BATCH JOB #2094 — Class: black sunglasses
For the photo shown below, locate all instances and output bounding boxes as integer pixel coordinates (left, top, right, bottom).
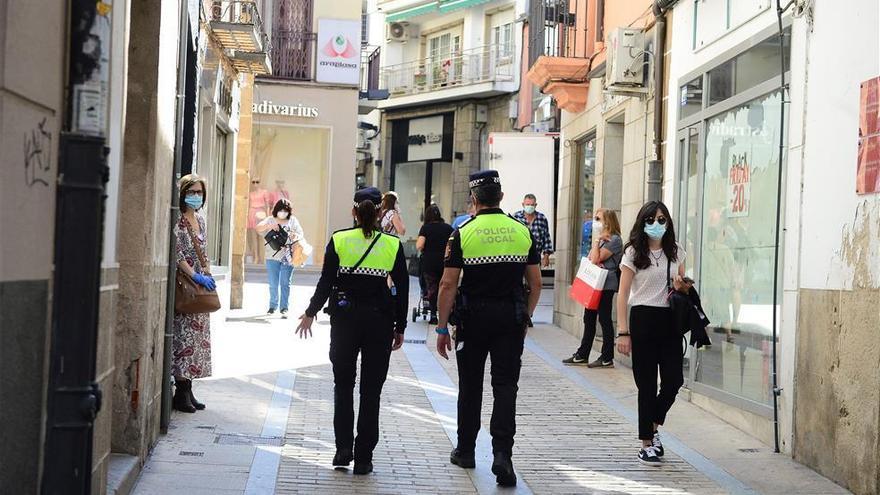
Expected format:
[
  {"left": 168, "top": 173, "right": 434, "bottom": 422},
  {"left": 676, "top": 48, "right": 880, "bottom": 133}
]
[{"left": 645, "top": 216, "right": 667, "bottom": 225}]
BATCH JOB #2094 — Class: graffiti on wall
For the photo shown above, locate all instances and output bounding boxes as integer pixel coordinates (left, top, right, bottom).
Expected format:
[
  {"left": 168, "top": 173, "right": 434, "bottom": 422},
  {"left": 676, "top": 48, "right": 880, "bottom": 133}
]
[{"left": 24, "top": 118, "right": 53, "bottom": 187}]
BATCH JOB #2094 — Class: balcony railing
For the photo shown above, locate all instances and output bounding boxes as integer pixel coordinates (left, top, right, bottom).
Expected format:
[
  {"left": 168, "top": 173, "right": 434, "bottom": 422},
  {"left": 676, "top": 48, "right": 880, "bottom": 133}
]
[
  {"left": 528, "top": 0, "right": 590, "bottom": 67},
  {"left": 209, "top": 1, "right": 269, "bottom": 53},
  {"left": 270, "top": 30, "right": 316, "bottom": 80},
  {"left": 380, "top": 44, "right": 515, "bottom": 98},
  {"left": 360, "top": 46, "right": 388, "bottom": 99}
]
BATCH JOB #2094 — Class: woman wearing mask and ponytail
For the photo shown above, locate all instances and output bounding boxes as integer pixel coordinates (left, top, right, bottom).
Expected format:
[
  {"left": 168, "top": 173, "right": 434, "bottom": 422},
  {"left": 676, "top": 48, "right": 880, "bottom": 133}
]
[
  {"left": 616, "top": 201, "right": 693, "bottom": 466},
  {"left": 257, "top": 198, "right": 304, "bottom": 317},
  {"left": 295, "top": 187, "right": 409, "bottom": 476},
  {"left": 172, "top": 174, "right": 215, "bottom": 413}
]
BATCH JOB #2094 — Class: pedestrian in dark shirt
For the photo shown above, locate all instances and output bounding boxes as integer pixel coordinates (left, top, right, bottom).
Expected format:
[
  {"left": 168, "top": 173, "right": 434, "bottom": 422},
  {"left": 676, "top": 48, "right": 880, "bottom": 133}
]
[{"left": 416, "top": 204, "right": 453, "bottom": 324}]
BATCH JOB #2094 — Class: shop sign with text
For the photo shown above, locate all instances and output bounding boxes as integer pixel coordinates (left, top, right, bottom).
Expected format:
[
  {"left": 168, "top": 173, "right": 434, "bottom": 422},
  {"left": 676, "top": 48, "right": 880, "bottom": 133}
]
[
  {"left": 252, "top": 100, "right": 318, "bottom": 118},
  {"left": 316, "top": 19, "right": 361, "bottom": 85}
]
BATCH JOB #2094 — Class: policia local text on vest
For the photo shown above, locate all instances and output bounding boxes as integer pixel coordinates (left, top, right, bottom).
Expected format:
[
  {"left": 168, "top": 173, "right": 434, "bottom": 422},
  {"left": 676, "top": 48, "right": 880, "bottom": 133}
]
[
  {"left": 435, "top": 170, "right": 543, "bottom": 487},
  {"left": 295, "top": 187, "right": 409, "bottom": 476}
]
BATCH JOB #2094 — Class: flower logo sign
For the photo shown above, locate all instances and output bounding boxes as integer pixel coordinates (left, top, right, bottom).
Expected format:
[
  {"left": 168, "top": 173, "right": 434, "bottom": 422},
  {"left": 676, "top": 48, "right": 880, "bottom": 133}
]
[
  {"left": 322, "top": 34, "right": 357, "bottom": 59},
  {"left": 316, "top": 19, "right": 361, "bottom": 85}
]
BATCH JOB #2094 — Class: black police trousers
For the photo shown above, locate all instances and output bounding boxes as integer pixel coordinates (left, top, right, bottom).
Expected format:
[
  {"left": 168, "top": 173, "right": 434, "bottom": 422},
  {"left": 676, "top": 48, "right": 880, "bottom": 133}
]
[
  {"left": 329, "top": 306, "right": 394, "bottom": 461},
  {"left": 455, "top": 300, "right": 525, "bottom": 457}
]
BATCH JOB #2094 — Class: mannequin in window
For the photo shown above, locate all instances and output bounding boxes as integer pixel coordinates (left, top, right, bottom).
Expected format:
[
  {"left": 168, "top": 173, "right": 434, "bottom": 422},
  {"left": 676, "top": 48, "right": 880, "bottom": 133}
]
[
  {"left": 271, "top": 178, "right": 290, "bottom": 206},
  {"left": 247, "top": 178, "right": 272, "bottom": 264}
]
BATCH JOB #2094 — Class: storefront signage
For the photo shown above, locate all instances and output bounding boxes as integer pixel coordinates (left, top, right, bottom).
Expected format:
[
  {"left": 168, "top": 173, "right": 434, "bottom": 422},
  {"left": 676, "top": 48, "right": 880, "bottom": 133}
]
[
  {"left": 252, "top": 100, "right": 318, "bottom": 118},
  {"left": 857, "top": 76, "right": 879, "bottom": 195},
  {"left": 727, "top": 153, "right": 751, "bottom": 217},
  {"left": 316, "top": 19, "right": 361, "bottom": 85},
  {"left": 407, "top": 115, "right": 445, "bottom": 161}
]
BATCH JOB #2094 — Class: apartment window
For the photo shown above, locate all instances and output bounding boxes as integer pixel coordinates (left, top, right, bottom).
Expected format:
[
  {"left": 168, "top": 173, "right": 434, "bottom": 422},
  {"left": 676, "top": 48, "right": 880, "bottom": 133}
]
[
  {"left": 426, "top": 29, "right": 461, "bottom": 86},
  {"left": 272, "top": 0, "right": 315, "bottom": 80},
  {"left": 493, "top": 23, "right": 513, "bottom": 59}
]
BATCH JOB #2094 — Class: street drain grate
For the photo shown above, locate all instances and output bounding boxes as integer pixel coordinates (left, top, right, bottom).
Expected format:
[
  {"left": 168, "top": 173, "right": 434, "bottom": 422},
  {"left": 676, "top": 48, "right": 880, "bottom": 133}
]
[
  {"left": 214, "top": 433, "right": 284, "bottom": 446},
  {"left": 738, "top": 448, "right": 760, "bottom": 453},
  {"left": 179, "top": 451, "right": 204, "bottom": 457}
]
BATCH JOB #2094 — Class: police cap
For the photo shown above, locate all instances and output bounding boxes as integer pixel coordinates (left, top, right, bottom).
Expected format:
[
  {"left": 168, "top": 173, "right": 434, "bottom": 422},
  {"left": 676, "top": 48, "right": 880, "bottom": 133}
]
[
  {"left": 469, "top": 170, "right": 501, "bottom": 189},
  {"left": 354, "top": 186, "right": 382, "bottom": 204}
]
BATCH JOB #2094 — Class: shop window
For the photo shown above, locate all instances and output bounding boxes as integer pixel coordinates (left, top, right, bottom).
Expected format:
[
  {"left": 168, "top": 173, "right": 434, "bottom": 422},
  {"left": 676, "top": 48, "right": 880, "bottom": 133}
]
[
  {"left": 693, "top": 90, "right": 783, "bottom": 405},
  {"left": 572, "top": 134, "right": 596, "bottom": 280}
]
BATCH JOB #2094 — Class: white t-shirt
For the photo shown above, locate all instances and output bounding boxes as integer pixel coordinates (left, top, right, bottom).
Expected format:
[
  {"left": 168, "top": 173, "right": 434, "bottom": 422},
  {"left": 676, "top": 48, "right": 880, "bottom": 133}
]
[
  {"left": 620, "top": 245, "right": 685, "bottom": 308},
  {"left": 259, "top": 216, "right": 304, "bottom": 263}
]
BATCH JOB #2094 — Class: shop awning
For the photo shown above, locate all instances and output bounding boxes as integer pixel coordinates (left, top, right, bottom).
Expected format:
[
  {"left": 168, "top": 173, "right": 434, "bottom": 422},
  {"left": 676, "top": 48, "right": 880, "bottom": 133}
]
[
  {"left": 385, "top": 1, "right": 439, "bottom": 23},
  {"left": 438, "top": 0, "right": 493, "bottom": 14}
]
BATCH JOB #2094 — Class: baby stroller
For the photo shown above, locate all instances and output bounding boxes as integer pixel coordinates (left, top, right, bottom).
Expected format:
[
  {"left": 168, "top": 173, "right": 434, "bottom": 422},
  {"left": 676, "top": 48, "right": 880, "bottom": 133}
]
[{"left": 410, "top": 254, "right": 437, "bottom": 323}]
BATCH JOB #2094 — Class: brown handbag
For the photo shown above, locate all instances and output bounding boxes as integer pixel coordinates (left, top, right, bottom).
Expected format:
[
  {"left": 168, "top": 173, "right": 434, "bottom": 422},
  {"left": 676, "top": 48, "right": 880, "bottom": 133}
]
[{"left": 174, "top": 217, "right": 221, "bottom": 314}]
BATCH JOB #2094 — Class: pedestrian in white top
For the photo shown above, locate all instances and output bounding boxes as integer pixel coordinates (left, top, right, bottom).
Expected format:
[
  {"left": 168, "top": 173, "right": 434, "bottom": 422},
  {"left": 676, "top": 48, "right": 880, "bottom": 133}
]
[
  {"left": 379, "top": 191, "right": 405, "bottom": 236},
  {"left": 257, "top": 199, "right": 304, "bottom": 317},
  {"left": 616, "top": 201, "right": 693, "bottom": 466}
]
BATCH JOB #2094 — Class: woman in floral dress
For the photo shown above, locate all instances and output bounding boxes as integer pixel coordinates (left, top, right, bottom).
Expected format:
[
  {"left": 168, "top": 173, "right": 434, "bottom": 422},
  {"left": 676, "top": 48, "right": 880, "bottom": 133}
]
[{"left": 172, "top": 174, "right": 215, "bottom": 413}]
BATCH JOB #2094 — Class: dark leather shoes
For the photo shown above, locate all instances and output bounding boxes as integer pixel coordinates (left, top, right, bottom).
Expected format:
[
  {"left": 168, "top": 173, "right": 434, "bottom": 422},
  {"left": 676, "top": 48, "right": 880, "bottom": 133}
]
[
  {"left": 332, "top": 449, "right": 353, "bottom": 467},
  {"left": 353, "top": 461, "right": 373, "bottom": 475},
  {"left": 492, "top": 452, "right": 517, "bottom": 487},
  {"left": 450, "top": 448, "right": 476, "bottom": 468}
]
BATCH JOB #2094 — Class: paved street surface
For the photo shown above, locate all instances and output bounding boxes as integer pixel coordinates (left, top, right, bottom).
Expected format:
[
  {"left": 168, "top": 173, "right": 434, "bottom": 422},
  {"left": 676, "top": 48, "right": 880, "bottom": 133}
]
[{"left": 133, "top": 270, "right": 849, "bottom": 495}]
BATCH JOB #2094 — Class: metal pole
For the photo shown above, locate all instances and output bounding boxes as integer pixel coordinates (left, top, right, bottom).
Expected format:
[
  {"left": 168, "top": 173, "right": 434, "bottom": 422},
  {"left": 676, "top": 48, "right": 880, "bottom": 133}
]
[
  {"left": 646, "top": 1, "right": 669, "bottom": 202},
  {"left": 161, "top": 0, "right": 191, "bottom": 433},
  {"left": 770, "top": 0, "right": 793, "bottom": 455},
  {"left": 42, "top": 0, "right": 110, "bottom": 491}
]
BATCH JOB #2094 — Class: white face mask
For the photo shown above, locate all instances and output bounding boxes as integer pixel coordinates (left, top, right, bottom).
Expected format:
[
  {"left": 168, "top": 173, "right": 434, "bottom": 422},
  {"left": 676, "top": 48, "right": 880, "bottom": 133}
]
[
  {"left": 592, "top": 221, "right": 604, "bottom": 233},
  {"left": 277, "top": 211, "right": 289, "bottom": 219}
]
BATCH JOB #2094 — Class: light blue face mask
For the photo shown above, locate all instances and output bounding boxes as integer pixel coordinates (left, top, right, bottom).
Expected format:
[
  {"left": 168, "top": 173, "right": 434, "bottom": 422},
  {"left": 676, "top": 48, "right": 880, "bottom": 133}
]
[
  {"left": 644, "top": 222, "right": 666, "bottom": 240},
  {"left": 184, "top": 196, "right": 203, "bottom": 210},
  {"left": 523, "top": 205, "right": 536, "bottom": 214}
]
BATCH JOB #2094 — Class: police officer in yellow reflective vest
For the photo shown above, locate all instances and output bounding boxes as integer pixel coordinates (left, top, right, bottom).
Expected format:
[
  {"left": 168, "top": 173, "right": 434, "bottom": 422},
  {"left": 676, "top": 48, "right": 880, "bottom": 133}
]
[
  {"left": 435, "top": 170, "right": 543, "bottom": 487},
  {"left": 296, "top": 187, "right": 409, "bottom": 476}
]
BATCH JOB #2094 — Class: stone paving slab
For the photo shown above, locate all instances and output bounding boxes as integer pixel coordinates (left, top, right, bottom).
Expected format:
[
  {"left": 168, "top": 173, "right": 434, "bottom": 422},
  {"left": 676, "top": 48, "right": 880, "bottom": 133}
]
[
  {"left": 424, "top": 327, "right": 726, "bottom": 495},
  {"left": 276, "top": 350, "right": 478, "bottom": 494}
]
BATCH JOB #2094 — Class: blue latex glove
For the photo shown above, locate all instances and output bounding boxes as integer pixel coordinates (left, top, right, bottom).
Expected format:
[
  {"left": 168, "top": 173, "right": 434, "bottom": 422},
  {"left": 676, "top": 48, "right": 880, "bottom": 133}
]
[{"left": 192, "top": 273, "right": 216, "bottom": 291}]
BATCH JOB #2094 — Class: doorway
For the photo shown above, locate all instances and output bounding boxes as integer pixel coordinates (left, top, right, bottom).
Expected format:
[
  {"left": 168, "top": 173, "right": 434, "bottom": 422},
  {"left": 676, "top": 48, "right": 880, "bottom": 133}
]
[{"left": 391, "top": 160, "right": 453, "bottom": 256}]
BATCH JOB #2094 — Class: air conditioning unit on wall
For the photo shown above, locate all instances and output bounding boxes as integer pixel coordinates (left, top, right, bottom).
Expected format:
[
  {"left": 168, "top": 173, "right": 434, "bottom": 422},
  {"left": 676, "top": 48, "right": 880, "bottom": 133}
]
[
  {"left": 606, "top": 27, "right": 646, "bottom": 87},
  {"left": 386, "top": 22, "right": 410, "bottom": 42}
]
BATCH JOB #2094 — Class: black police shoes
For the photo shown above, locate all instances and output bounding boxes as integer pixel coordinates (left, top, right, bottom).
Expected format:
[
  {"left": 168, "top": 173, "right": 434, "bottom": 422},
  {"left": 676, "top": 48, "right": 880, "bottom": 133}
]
[
  {"left": 450, "top": 448, "right": 476, "bottom": 468},
  {"left": 353, "top": 461, "right": 373, "bottom": 475},
  {"left": 492, "top": 452, "right": 517, "bottom": 487},
  {"left": 332, "top": 449, "right": 353, "bottom": 467}
]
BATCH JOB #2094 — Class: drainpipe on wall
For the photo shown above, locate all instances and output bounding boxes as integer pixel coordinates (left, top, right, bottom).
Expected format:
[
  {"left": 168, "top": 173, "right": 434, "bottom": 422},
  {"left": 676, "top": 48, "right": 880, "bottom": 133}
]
[
  {"left": 647, "top": 0, "right": 676, "bottom": 202},
  {"left": 161, "top": 0, "right": 192, "bottom": 433}
]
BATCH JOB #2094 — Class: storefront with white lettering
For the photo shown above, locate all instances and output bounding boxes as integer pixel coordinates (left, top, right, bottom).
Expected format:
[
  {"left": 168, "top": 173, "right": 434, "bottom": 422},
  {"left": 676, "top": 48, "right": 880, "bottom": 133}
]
[{"left": 248, "top": 80, "right": 358, "bottom": 265}]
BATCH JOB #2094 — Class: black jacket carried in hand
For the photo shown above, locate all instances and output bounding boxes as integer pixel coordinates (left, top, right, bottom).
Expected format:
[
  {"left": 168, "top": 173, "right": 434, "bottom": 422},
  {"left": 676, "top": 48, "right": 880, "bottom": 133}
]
[{"left": 669, "top": 288, "right": 712, "bottom": 349}]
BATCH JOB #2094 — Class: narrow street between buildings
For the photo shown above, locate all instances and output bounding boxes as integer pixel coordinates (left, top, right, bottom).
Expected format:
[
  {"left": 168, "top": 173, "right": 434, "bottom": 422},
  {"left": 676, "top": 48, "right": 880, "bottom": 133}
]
[{"left": 132, "top": 272, "right": 848, "bottom": 495}]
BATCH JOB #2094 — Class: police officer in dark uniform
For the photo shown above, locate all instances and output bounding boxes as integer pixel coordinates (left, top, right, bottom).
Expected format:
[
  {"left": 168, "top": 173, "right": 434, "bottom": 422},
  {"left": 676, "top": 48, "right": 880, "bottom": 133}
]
[
  {"left": 295, "top": 187, "right": 409, "bottom": 476},
  {"left": 434, "top": 170, "right": 543, "bottom": 487}
]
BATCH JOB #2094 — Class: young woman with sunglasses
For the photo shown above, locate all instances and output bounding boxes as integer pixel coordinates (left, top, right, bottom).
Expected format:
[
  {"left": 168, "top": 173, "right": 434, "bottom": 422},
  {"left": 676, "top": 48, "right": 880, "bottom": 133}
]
[{"left": 616, "top": 201, "right": 693, "bottom": 465}]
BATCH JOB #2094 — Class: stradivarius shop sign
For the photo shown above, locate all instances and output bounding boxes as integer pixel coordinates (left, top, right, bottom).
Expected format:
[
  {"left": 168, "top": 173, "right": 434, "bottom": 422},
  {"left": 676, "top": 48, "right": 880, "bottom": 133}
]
[
  {"left": 316, "top": 18, "right": 361, "bottom": 85},
  {"left": 252, "top": 100, "right": 318, "bottom": 118}
]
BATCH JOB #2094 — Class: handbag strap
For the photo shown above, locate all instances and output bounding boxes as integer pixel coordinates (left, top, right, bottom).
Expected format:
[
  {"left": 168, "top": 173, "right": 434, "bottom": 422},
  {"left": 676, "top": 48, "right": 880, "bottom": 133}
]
[
  {"left": 346, "top": 231, "right": 383, "bottom": 274},
  {"left": 183, "top": 216, "right": 211, "bottom": 276},
  {"left": 666, "top": 257, "right": 671, "bottom": 290}
]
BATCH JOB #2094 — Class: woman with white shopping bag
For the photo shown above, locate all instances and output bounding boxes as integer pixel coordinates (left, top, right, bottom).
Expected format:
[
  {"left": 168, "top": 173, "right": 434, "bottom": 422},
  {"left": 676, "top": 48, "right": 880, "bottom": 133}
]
[
  {"left": 616, "top": 201, "right": 693, "bottom": 466},
  {"left": 563, "top": 209, "right": 622, "bottom": 368}
]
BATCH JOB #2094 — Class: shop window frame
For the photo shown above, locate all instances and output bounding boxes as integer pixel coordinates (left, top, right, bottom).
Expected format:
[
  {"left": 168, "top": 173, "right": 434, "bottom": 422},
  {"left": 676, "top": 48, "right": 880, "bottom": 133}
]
[
  {"left": 570, "top": 130, "right": 597, "bottom": 284},
  {"left": 673, "top": 21, "right": 792, "bottom": 418}
]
